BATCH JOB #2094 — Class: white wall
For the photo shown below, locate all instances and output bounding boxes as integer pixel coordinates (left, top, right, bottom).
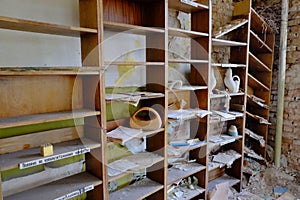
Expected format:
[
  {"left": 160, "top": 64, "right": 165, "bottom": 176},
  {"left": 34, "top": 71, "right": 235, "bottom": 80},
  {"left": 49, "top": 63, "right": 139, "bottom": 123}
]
[{"left": 0, "top": 0, "right": 81, "bottom": 66}]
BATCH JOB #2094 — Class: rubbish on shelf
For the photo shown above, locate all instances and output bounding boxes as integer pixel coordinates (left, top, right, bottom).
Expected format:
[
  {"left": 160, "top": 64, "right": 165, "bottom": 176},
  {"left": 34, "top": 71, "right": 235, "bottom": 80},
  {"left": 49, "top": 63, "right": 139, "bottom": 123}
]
[
  {"left": 212, "top": 150, "right": 241, "bottom": 168},
  {"left": 244, "top": 146, "right": 264, "bottom": 161},
  {"left": 168, "top": 176, "right": 204, "bottom": 200},
  {"left": 245, "top": 128, "right": 265, "bottom": 147},
  {"left": 209, "top": 135, "right": 237, "bottom": 146},
  {"left": 228, "top": 125, "right": 238, "bottom": 137},
  {"left": 224, "top": 68, "right": 240, "bottom": 93},
  {"left": 168, "top": 109, "right": 212, "bottom": 120},
  {"left": 108, "top": 152, "right": 162, "bottom": 177},
  {"left": 40, "top": 143, "right": 53, "bottom": 157},
  {"left": 170, "top": 138, "right": 205, "bottom": 147},
  {"left": 212, "top": 110, "right": 236, "bottom": 121},
  {"left": 213, "top": 18, "right": 248, "bottom": 38},
  {"left": 130, "top": 107, "right": 162, "bottom": 131},
  {"left": 107, "top": 126, "right": 143, "bottom": 145}
]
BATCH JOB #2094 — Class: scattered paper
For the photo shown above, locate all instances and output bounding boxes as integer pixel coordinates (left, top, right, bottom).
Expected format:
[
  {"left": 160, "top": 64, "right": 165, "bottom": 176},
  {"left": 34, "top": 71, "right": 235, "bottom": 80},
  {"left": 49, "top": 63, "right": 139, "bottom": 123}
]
[
  {"left": 107, "top": 126, "right": 142, "bottom": 145},
  {"left": 168, "top": 109, "right": 211, "bottom": 120},
  {"left": 212, "top": 150, "right": 241, "bottom": 168},
  {"left": 208, "top": 182, "right": 229, "bottom": 200},
  {"left": 245, "top": 128, "right": 265, "bottom": 147}
]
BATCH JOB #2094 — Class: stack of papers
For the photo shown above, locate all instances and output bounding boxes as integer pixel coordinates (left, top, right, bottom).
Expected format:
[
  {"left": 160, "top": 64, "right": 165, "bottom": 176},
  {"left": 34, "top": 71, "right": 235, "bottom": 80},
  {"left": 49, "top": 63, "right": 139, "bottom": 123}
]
[{"left": 107, "top": 126, "right": 142, "bottom": 145}]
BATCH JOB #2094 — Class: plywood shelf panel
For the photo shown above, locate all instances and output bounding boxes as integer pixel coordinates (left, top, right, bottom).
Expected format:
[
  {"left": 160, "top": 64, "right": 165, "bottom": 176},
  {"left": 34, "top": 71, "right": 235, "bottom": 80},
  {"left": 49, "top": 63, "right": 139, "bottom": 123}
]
[
  {"left": 248, "top": 74, "right": 270, "bottom": 91},
  {"left": 213, "top": 19, "right": 248, "bottom": 38},
  {"left": 168, "top": 27, "right": 209, "bottom": 38},
  {"left": 208, "top": 174, "right": 240, "bottom": 191},
  {"left": 169, "top": 59, "right": 209, "bottom": 64},
  {"left": 104, "top": 62, "right": 165, "bottom": 66},
  {"left": 167, "top": 163, "right": 206, "bottom": 185},
  {"left": 104, "top": 21, "right": 164, "bottom": 35},
  {"left": 109, "top": 178, "right": 163, "bottom": 200},
  {"left": 0, "top": 16, "right": 97, "bottom": 37},
  {"left": 5, "top": 172, "right": 102, "bottom": 200},
  {"left": 210, "top": 92, "right": 245, "bottom": 99},
  {"left": 211, "top": 63, "right": 246, "bottom": 68},
  {"left": 0, "top": 138, "right": 100, "bottom": 171},
  {"left": 212, "top": 38, "right": 247, "bottom": 46},
  {"left": 169, "top": 0, "right": 209, "bottom": 13},
  {"left": 0, "top": 67, "right": 101, "bottom": 75},
  {"left": 250, "top": 31, "right": 273, "bottom": 53},
  {"left": 0, "top": 109, "right": 100, "bottom": 128},
  {"left": 250, "top": 9, "right": 273, "bottom": 34},
  {"left": 249, "top": 52, "right": 271, "bottom": 72}
]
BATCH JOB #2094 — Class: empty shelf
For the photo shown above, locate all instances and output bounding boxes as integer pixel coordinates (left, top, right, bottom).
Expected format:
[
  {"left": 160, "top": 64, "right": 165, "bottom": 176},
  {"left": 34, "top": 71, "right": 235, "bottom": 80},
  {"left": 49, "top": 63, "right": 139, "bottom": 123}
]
[
  {"left": 250, "top": 9, "right": 273, "bottom": 34},
  {"left": 0, "top": 67, "right": 101, "bottom": 75},
  {"left": 249, "top": 52, "right": 271, "bottom": 72},
  {"left": 208, "top": 174, "right": 240, "bottom": 191},
  {"left": 104, "top": 21, "right": 164, "bottom": 35},
  {"left": 248, "top": 74, "right": 270, "bottom": 91},
  {"left": 5, "top": 172, "right": 102, "bottom": 200},
  {"left": 0, "top": 109, "right": 100, "bottom": 128},
  {"left": 169, "top": 0, "right": 209, "bottom": 13},
  {"left": 167, "top": 163, "right": 206, "bottom": 185},
  {"left": 104, "top": 61, "right": 164, "bottom": 66},
  {"left": 214, "top": 19, "right": 248, "bottom": 38},
  {"left": 168, "top": 27, "right": 209, "bottom": 38},
  {"left": 212, "top": 38, "right": 247, "bottom": 46},
  {"left": 0, "top": 16, "right": 97, "bottom": 37},
  {"left": 169, "top": 59, "right": 209, "bottom": 64},
  {"left": 109, "top": 178, "right": 163, "bottom": 200},
  {"left": 250, "top": 31, "right": 273, "bottom": 53},
  {"left": 0, "top": 138, "right": 100, "bottom": 171}
]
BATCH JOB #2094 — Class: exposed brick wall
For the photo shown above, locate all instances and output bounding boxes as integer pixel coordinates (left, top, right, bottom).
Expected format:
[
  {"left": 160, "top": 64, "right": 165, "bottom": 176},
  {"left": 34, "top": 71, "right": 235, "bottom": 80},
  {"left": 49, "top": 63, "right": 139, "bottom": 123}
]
[{"left": 261, "top": 0, "right": 300, "bottom": 170}]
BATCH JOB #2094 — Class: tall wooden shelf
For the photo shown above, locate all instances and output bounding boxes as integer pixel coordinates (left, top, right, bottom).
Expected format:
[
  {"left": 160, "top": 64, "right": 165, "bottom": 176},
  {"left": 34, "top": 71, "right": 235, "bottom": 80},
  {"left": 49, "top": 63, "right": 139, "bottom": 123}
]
[
  {"left": 167, "top": 0, "right": 211, "bottom": 199},
  {"left": 245, "top": 7, "right": 275, "bottom": 160},
  {"left": 0, "top": 0, "right": 106, "bottom": 199},
  {"left": 102, "top": 0, "right": 167, "bottom": 199},
  {"left": 0, "top": 1, "right": 275, "bottom": 199},
  {"left": 208, "top": 3, "right": 249, "bottom": 191}
]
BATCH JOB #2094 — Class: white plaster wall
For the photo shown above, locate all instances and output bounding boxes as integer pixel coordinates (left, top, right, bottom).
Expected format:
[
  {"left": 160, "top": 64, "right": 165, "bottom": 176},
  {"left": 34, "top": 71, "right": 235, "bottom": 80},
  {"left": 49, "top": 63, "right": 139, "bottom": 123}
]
[{"left": 0, "top": 0, "right": 81, "bottom": 66}]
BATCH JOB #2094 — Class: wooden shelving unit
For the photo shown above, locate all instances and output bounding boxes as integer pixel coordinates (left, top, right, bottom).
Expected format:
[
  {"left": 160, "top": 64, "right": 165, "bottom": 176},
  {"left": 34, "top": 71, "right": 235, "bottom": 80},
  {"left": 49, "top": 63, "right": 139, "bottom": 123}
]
[
  {"left": 246, "top": 7, "right": 275, "bottom": 160},
  {"left": 0, "top": 1, "right": 275, "bottom": 199},
  {"left": 167, "top": 0, "right": 211, "bottom": 199},
  {"left": 102, "top": 0, "right": 167, "bottom": 199},
  {"left": 0, "top": 0, "right": 106, "bottom": 199},
  {"left": 208, "top": 1, "right": 250, "bottom": 193}
]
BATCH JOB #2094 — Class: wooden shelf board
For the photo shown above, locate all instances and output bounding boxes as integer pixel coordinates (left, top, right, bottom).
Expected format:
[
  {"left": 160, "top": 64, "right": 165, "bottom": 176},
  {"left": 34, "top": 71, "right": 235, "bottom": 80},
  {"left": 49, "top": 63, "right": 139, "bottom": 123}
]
[
  {"left": 208, "top": 174, "right": 240, "bottom": 191},
  {"left": 251, "top": 9, "right": 273, "bottom": 34},
  {"left": 168, "top": 27, "right": 209, "bottom": 38},
  {"left": 0, "top": 67, "right": 101, "bottom": 75},
  {"left": 104, "top": 21, "right": 164, "bottom": 35},
  {"left": 249, "top": 52, "right": 271, "bottom": 72},
  {"left": 212, "top": 38, "right": 247, "bottom": 46},
  {"left": 168, "top": 85, "right": 208, "bottom": 92},
  {"left": 250, "top": 31, "right": 273, "bottom": 53},
  {"left": 169, "top": 142, "right": 207, "bottom": 156},
  {"left": 5, "top": 172, "right": 102, "bottom": 200},
  {"left": 168, "top": 185, "right": 205, "bottom": 200},
  {"left": 167, "top": 163, "right": 206, "bottom": 185},
  {"left": 108, "top": 128, "right": 165, "bottom": 146},
  {"left": 169, "top": 0, "right": 209, "bottom": 12},
  {"left": 214, "top": 19, "right": 248, "bottom": 38},
  {"left": 246, "top": 111, "right": 270, "bottom": 125},
  {"left": 169, "top": 59, "right": 209, "bottom": 64},
  {"left": 211, "top": 63, "right": 246, "bottom": 68},
  {"left": 104, "top": 61, "right": 165, "bottom": 66},
  {"left": 108, "top": 152, "right": 164, "bottom": 182},
  {"left": 248, "top": 74, "right": 270, "bottom": 91},
  {"left": 210, "top": 92, "right": 245, "bottom": 99},
  {"left": 109, "top": 178, "right": 163, "bottom": 200},
  {"left": 0, "top": 138, "right": 100, "bottom": 171},
  {"left": 0, "top": 109, "right": 100, "bottom": 128},
  {"left": 0, "top": 16, "right": 97, "bottom": 37}
]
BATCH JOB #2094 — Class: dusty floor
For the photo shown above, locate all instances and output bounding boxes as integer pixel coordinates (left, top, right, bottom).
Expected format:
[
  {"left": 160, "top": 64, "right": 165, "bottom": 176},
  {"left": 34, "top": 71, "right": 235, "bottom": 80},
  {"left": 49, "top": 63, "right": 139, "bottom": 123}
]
[{"left": 230, "top": 157, "right": 300, "bottom": 200}]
